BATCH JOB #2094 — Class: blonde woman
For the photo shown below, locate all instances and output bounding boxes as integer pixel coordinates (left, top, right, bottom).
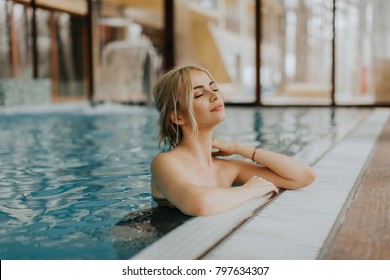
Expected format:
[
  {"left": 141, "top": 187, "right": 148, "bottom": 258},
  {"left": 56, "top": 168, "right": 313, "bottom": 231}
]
[{"left": 151, "top": 65, "right": 315, "bottom": 216}]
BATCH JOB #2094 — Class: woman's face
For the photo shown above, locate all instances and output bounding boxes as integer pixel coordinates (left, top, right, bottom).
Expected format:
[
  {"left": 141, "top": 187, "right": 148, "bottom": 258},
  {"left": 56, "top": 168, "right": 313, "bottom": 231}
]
[{"left": 189, "top": 70, "right": 225, "bottom": 129}]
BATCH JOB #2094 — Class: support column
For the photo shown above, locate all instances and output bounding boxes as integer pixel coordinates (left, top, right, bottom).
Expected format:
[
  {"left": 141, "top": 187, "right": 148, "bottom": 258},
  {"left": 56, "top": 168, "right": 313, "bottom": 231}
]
[
  {"left": 255, "top": 0, "right": 262, "bottom": 106},
  {"left": 31, "top": 0, "right": 38, "bottom": 78},
  {"left": 49, "top": 13, "right": 58, "bottom": 100},
  {"left": 331, "top": 0, "right": 336, "bottom": 106},
  {"left": 9, "top": 0, "right": 19, "bottom": 78},
  {"left": 86, "top": 0, "right": 94, "bottom": 101},
  {"left": 164, "top": 0, "right": 175, "bottom": 70}
]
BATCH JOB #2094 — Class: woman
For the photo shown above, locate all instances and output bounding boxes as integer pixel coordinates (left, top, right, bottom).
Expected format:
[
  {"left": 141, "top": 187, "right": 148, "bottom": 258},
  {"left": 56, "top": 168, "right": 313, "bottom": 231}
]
[{"left": 151, "top": 65, "right": 315, "bottom": 216}]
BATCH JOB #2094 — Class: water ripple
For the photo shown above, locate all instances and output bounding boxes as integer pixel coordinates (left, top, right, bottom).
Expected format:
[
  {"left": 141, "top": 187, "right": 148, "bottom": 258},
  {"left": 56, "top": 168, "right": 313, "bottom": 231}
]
[{"left": 0, "top": 106, "right": 370, "bottom": 259}]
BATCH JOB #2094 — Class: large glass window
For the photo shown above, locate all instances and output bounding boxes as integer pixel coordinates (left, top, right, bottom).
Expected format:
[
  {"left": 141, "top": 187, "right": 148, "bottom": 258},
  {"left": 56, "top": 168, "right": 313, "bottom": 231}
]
[
  {"left": 175, "top": 0, "right": 256, "bottom": 103},
  {"left": 0, "top": 0, "right": 10, "bottom": 78},
  {"left": 335, "top": 0, "right": 374, "bottom": 105},
  {"left": 372, "top": 0, "right": 390, "bottom": 104},
  {"left": 0, "top": 1, "right": 33, "bottom": 79},
  {"left": 94, "top": 0, "right": 164, "bottom": 104},
  {"left": 261, "top": 0, "right": 333, "bottom": 105},
  {"left": 2, "top": 0, "right": 389, "bottom": 106},
  {"left": 51, "top": 10, "right": 88, "bottom": 100},
  {"left": 335, "top": 0, "right": 390, "bottom": 105},
  {"left": 0, "top": 0, "right": 89, "bottom": 102},
  {"left": 38, "top": 0, "right": 89, "bottom": 101}
]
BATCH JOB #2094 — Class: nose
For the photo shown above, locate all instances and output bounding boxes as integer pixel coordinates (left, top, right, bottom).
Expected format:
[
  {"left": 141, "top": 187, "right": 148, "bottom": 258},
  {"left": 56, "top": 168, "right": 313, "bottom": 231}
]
[{"left": 209, "top": 91, "right": 218, "bottom": 102}]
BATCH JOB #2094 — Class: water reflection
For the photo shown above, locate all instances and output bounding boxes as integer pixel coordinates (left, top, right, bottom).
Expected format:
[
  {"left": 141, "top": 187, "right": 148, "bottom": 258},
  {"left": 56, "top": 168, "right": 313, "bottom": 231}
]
[
  {"left": 0, "top": 106, "right": 371, "bottom": 259},
  {"left": 0, "top": 108, "right": 159, "bottom": 259}
]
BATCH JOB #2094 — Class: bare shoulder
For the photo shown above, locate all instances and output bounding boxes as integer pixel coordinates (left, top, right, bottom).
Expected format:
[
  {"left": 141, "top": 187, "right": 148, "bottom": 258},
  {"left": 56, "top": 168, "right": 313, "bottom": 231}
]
[
  {"left": 151, "top": 152, "right": 170, "bottom": 166},
  {"left": 151, "top": 151, "right": 182, "bottom": 174},
  {"left": 151, "top": 152, "right": 171, "bottom": 170}
]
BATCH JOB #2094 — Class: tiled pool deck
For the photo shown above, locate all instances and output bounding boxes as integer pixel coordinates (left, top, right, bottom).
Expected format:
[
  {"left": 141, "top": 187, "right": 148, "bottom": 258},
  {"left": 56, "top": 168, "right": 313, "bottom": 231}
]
[
  {"left": 323, "top": 110, "right": 390, "bottom": 259},
  {"left": 133, "top": 108, "right": 389, "bottom": 260}
]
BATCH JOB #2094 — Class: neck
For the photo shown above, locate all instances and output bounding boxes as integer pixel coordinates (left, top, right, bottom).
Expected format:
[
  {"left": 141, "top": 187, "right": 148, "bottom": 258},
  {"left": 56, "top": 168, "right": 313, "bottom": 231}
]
[{"left": 179, "top": 127, "right": 214, "bottom": 166}]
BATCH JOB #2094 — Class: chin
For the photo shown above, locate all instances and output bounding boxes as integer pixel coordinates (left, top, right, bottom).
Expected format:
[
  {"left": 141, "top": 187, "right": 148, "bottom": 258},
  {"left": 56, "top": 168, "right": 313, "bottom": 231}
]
[{"left": 216, "top": 113, "right": 226, "bottom": 124}]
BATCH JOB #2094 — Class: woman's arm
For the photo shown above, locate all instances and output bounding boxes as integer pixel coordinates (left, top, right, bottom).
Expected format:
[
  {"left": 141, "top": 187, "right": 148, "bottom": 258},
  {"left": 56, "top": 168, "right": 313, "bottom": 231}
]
[
  {"left": 151, "top": 153, "right": 278, "bottom": 216},
  {"left": 212, "top": 139, "right": 316, "bottom": 189}
]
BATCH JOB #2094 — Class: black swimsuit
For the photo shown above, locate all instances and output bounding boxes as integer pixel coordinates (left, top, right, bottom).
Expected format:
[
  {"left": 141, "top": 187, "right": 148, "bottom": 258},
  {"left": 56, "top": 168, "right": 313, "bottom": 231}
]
[{"left": 153, "top": 197, "right": 176, "bottom": 208}]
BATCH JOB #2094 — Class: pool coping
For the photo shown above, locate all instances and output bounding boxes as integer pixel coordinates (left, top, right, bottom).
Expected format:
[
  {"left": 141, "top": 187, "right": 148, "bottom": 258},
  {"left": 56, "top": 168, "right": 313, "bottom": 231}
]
[
  {"left": 322, "top": 112, "right": 390, "bottom": 259},
  {"left": 132, "top": 108, "right": 389, "bottom": 260}
]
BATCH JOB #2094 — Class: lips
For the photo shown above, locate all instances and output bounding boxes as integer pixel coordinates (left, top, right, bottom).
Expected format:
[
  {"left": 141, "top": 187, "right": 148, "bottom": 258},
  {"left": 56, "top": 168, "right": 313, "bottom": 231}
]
[{"left": 211, "top": 104, "right": 224, "bottom": 112}]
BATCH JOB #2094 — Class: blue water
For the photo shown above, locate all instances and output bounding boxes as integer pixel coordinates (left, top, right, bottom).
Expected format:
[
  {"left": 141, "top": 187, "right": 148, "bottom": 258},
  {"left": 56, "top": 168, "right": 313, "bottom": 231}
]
[{"left": 0, "top": 105, "right": 369, "bottom": 259}]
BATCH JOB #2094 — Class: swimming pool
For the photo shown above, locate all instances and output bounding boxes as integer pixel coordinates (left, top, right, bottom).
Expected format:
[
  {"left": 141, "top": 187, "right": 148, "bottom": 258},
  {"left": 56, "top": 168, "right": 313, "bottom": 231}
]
[{"left": 0, "top": 104, "right": 370, "bottom": 259}]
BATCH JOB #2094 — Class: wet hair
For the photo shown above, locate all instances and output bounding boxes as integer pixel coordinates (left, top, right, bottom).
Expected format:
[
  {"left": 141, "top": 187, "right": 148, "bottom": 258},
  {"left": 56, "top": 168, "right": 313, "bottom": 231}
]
[{"left": 153, "top": 65, "right": 214, "bottom": 149}]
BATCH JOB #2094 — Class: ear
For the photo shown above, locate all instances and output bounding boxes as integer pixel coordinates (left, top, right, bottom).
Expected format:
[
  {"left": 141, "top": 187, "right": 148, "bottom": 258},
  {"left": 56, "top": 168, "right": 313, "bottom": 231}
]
[{"left": 169, "top": 111, "right": 186, "bottom": 125}]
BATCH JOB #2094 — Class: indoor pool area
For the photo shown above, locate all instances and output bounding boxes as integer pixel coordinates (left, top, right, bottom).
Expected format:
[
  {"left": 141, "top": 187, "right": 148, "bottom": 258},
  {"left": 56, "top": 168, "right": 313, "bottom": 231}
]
[
  {"left": 1, "top": 0, "right": 390, "bottom": 270},
  {"left": 0, "top": 104, "right": 389, "bottom": 260}
]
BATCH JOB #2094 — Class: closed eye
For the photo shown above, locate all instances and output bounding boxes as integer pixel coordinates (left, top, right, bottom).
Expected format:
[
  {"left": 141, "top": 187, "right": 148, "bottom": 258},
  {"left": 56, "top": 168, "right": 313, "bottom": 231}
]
[
  {"left": 210, "top": 81, "right": 219, "bottom": 92},
  {"left": 194, "top": 93, "right": 204, "bottom": 99}
]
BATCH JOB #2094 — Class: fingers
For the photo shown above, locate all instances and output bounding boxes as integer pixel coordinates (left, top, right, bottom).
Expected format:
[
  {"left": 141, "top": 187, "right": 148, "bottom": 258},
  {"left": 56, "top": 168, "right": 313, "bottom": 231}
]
[
  {"left": 249, "top": 175, "right": 279, "bottom": 195},
  {"left": 211, "top": 138, "right": 222, "bottom": 149},
  {"left": 212, "top": 151, "right": 224, "bottom": 157}
]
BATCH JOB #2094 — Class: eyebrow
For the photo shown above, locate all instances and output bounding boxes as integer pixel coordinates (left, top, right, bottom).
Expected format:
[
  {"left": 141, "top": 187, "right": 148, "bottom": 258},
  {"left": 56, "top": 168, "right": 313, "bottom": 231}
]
[{"left": 193, "top": 81, "right": 215, "bottom": 90}]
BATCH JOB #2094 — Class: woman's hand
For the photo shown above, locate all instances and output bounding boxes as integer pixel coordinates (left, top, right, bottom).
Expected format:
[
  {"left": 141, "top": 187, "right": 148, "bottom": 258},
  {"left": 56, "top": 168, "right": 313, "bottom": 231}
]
[
  {"left": 212, "top": 138, "right": 236, "bottom": 157},
  {"left": 243, "top": 176, "right": 279, "bottom": 197}
]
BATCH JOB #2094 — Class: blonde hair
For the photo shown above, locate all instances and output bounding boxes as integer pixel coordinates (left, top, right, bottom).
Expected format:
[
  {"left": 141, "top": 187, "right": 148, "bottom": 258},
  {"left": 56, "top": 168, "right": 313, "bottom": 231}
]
[{"left": 153, "top": 65, "right": 214, "bottom": 149}]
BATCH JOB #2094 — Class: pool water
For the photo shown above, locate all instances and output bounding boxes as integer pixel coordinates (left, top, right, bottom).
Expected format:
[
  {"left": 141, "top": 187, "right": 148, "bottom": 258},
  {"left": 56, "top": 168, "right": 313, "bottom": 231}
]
[{"left": 0, "top": 105, "right": 370, "bottom": 259}]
